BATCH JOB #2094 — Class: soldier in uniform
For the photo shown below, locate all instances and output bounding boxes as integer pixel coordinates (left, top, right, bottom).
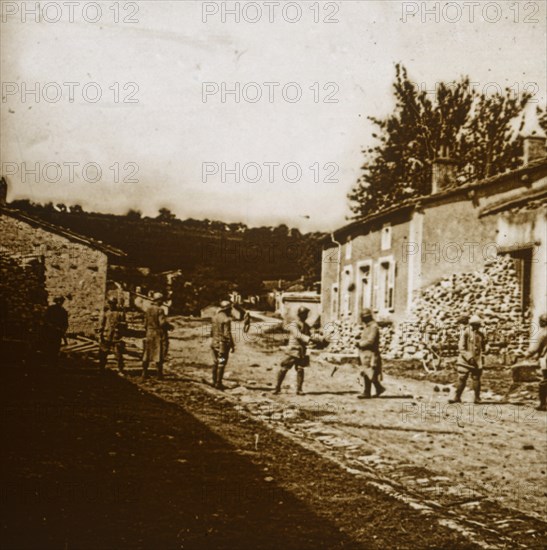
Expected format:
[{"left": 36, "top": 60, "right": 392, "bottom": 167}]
[
  {"left": 524, "top": 313, "right": 547, "bottom": 411},
  {"left": 211, "top": 300, "right": 235, "bottom": 390},
  {"left": 273, "top": 306, "right": 320, "bottom": 396},
  {"left": 98, "top": 297, "right": 126, "bottom": 374},
  {"left": 42, "top": 296, "right": 69, "bottom": 367},
  {"left": 357, "top": 308, "right": 385, "bottom": 399},
  {"left": 449, "top": 314, "right": 486, "bottom": 403},
  {"left": 142, "top": 292, "right": 169, "bottom": 379}
]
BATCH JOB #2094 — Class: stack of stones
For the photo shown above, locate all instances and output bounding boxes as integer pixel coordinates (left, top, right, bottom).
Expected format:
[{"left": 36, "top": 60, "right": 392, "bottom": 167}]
[
  {"left": 324, "top": 254, "right": 531, "bottom": 362},
  {"left": 0, "top": 253, "right": 48, "bottom": 343},
  {"left": 398, "top": 254, "right": 530, "bottom": 359},
  {"left": 326, "top": 318, "right": 395, "bottom": 356}
]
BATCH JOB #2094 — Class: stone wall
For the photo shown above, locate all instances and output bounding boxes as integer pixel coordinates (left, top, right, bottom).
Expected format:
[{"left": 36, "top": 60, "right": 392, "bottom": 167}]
[
  {"left": 0, "top": 253, "right": 48, "bottom": 344},
  {"left": 324, "top": 254, "right": 531, "bottom": 362},
  {"left": 398, "top": 254, "right": 530, "bottom": 359},
  {"left": 0, "top": 214, "right": 108, "bottom": 336}
]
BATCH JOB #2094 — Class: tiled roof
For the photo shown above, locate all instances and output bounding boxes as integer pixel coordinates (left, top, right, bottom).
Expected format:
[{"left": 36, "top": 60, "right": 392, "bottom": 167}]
[
  {"left": 1, "top": 206, "right": 126, "bottom": 259},
  {"left": 329, "top": 156, "right": 547, "bottom": 242}
]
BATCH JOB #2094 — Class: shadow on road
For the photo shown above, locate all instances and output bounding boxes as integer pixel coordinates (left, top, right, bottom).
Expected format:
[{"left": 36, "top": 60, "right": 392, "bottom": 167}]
[{"left": 0, "top": 362, "right": 358, "bottom": 550}]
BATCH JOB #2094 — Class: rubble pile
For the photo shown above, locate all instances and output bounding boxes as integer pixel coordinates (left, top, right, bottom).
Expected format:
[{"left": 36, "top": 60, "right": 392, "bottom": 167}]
[
  {"left": 0, "top": 254, "right": 48, "bottom": 342},
  {"left": 402, "top": 254, "right": 530, "bottom": 359},
  {"left": 326, "top": 318, "right": 395, "bottom": 356},
  {"left": 323, "top": 255, "right": 531, "bottom": 363}
]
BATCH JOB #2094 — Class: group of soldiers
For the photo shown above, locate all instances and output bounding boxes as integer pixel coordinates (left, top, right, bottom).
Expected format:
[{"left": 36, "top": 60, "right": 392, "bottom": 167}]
[
  {"left": 42, "top": 293, "right": 547, "bottom": 411},
  {"left": 99, "top": 292, "right": 172, "bottom": 379},
  {"left": 210, "top": 300, "right": 547, "bottom": 412}
]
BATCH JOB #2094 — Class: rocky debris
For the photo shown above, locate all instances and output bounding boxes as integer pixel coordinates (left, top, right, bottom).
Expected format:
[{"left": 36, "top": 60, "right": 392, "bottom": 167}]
[
  {"left": 323, "top": 255, "right": 531, "bottom": 364},
  {"left": 512, "top": 362, "right": 541, "bottom": 382}
]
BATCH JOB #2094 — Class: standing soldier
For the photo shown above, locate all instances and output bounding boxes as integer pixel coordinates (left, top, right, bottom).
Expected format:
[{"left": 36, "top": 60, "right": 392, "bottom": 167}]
[
  {"left": 449, "top": 314, "right": 486, "bottom": 404},
  {"left": 98, "top": 297, "right": 126, "bottom": 374},
  {"left": 42, "top": 296, "right": 69, "bottom": 367},
  {"left": 210, "top": 300, "right": 235, "bottom": 390},
  {"left": 357, "top": 308, "right": 386, "bottom": 399},
  {"left": 273, "top": 306, "right": 319, "bottom": 396},
  {"left": 524, "top": 313, "right": 547, "bottom": 411},
  {"left": 142, "top": 292, "right": 169, "bottom": 379}
]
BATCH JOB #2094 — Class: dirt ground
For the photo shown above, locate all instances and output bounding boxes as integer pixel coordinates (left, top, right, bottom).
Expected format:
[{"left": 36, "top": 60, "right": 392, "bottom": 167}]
[
  {"left": 1, "top": 314, "right": 546, "bottom": 549},
  {"left": 3, "top": 363, "right": 480, "bottom": 550}
]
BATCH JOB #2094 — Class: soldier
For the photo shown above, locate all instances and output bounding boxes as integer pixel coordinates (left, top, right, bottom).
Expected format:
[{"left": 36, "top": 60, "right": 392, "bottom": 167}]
[
  {"left": 98, "top": 297, "right": 126, "bottom": 374},
  {"left": 449, "top": 314, "right": 486, "bottom": 404},
  {"left": 357, "top": 308, "right": 385, "bottom": 399},
  {"left": 211, "top": 300, "right": 235, "bottom": 390},
  {"left": 42, "top": 296, "right": 69, "bottom": 367},
  {"left": 273, "top": 306, "right": 321, "bottom": 396},
  {"left": 524, "top": 313, "right": 547, "bottom": 411},
  {"left": 142, "top": 292, "right": 169, "bottom": 379}
]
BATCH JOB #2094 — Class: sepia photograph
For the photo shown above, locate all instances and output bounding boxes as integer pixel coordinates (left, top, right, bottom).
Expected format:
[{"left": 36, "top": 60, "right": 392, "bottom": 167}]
[{"left": 1, "top": 1, "right": 546, "bottom": 548}]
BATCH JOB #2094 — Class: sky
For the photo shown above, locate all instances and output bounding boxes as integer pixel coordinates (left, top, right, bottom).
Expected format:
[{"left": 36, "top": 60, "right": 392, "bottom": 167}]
[{"left": 1, "top": 0, "right": 546, "bottom": 231}]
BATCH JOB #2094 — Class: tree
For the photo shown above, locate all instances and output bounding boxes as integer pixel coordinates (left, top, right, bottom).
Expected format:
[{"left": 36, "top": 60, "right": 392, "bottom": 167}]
[
  {"left": 157, "top": 207, "right": 176, "bottom": 222},
  {"left": 126, "top": 209, "right": 142, "bottom": 220},
  {"left": 348, "top": 64, "right": 532, "bottom": 218}
]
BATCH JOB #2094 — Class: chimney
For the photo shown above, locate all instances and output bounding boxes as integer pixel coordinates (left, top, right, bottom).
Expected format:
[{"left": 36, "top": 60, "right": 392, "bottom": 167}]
[
  {"left": 521, "top": 106, "right": 546, "bottom": 165},
  {"left": 0, "top": 177, "right": 7, "bottom": 207},
  {"left": 431, "top": 145, "right": 458, "bottom": 194}
]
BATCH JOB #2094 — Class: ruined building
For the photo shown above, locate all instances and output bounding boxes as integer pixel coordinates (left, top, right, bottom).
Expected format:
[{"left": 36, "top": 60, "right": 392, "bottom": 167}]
[{"left": 322, "top": 123, "right": 546, "bottom": 360}]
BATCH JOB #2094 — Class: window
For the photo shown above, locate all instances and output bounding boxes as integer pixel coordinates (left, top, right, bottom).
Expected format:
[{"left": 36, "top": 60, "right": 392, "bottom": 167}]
[
  {"left": 381, "top": 223, "right": 392, "bottom": 251},
  {"left": 374, "top": 257, "right": 395, "bottom": 313},
  {"left": 356, "top": 261, "right": 372, "bottom": 313},
  {"left": 341, "top": 266, "right": 353, "bottom": 317},
  {"left": 345, "top": 237, "right": 352, "bottom": 260},
  {"left": 331, "top": 284, "right": 339, "bottom": 318},
  {"left": 508, "top": 248, "right": 532, "bottom": 313}
]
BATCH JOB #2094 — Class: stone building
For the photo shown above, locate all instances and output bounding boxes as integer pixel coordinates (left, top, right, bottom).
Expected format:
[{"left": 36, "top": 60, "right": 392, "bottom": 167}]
[
  {"left": 0, "top": 179, "right": 125, "bottom": 338},
  {"left": 322, "top": 129, "right": 546, "bottom": 360}
]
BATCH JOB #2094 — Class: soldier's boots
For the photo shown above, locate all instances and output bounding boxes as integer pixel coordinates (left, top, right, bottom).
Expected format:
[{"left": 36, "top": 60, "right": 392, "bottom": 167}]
[
  {"left": 373, "top": 379, "right": 386, "bottom": 397},
  {"left": 212, "top": 364, "right": 218, "bottom": 387},
  {"left": 537, "top": 380, "right": 547, "bottom": 411},
  {"left": 99, "top": 351, "right": 108, "bottom": 372},
  {"left": 358, "top": 377, "right": 372, "bottom": 399},
  {"left": 141, "top": 362, "right": 149, "bottom": 379},
  {"left": 215, "top": 366, "right": 225, "bottom": 390},
  {"left": 274, "top": 368, "right": 288, "bottom": 395},
  {"left": 296, "top": 368, "right": 304, "bottom": 395},
  {"left": 449, "top": 378, "right": 466, "bottom": 403},
  {"left": 473, "top": 378, "right": 481, "bottom": 404},
  {"left": 157, "top": 362, "right": 164, "bottom": 380}
]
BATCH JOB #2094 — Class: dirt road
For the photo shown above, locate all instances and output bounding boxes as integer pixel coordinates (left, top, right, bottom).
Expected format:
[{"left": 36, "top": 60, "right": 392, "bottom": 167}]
[
  {"left": 2, "top": 315, "right": 545, "bottom": 549},
  {"left": 3, "top": 364, "right": 480, "bottom": 550},
  {"left": 140, "top": 316, "right": 547, "bottom": 548}
]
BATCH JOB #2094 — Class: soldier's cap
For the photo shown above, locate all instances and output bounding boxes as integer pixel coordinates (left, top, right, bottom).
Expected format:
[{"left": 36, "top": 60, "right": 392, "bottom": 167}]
[
  {"left": 297, "top": 306, "right": 310, "bottom": 316},
  {"left": 53, "top": 296, "right": 65, "bottom": 304},
  {"left": 152, "top": 292, "right": 164, "bottom": 302},
  {"left": 457, "top": 314, "right": 470, "bottom": 323},
  {"left": 219, "top": 300, "right": 232, "bottom": 310},
  {"left": 361, "top": 308, "right": 373, "bottom": 319},
  {"left": 469, "top": 315, "right": 482, "bottom": 325},
  {"left": 539, "top": 313, "right": 547, "bottom": 325}
]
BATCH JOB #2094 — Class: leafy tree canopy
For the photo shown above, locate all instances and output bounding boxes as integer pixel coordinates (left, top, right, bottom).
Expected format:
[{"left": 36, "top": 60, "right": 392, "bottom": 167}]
[{"left": 348, "top": 64, "right": 536, "bottom": 218}]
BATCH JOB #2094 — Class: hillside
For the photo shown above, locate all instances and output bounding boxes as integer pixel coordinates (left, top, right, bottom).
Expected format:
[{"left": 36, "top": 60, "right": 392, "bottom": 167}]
[{"left": 9, "top": 201, "right": 326, "bottom": 285}]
